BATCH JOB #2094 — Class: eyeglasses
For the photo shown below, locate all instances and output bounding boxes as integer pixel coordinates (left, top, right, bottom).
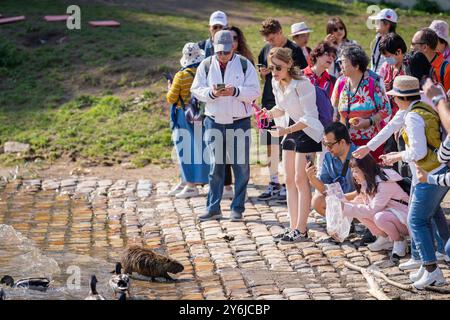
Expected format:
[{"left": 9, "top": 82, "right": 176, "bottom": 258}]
[
  {"left": 333, "top": 26, "right": 345, "bottom": 32},
  {"left": 268, "top": 64, "right": 284, "bottom": 71},
  {"left": 212, "top": 25, "right": 224, "bottom": 30},
  {"left": 411, "top": 42, "right": 426, "bottom": 46},
  {"left": 216, "top": 51, "right": 232, "bottom": 56},
  {"left": 322, "top": 140, "right": 339, "bottom": 149}
]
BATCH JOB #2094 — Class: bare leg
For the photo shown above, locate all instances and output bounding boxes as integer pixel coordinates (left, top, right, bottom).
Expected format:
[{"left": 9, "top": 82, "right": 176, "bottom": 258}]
[
  {"left": 283, "top": 150, "right": 298, "bottom": 229},
  {"left": 311, "top": 191, "right": 326, "bottom": 216},
  {"left": 295, "top": 153, "right": 312, "bottom": 233}
]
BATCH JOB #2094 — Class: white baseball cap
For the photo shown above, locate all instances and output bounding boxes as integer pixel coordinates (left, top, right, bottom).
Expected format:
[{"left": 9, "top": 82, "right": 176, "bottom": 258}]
[
  {"left": 368, "top": 8, "right": 398, "bottom": 23},
  {"left": 209, "top": 11, "right": 227, "bottom": 26},
  {"left": 289, "top": 22, "right": 313, "bottom": 36},
  {"left": 429, "top": 20, "right": 450, "bottom": 43}
]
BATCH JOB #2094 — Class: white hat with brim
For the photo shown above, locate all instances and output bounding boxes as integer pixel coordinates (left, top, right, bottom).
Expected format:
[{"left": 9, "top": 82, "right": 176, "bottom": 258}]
[
  {"left": 180, "top": 43, "right": 205, "bottom": 68},
  {"left": 429, "top": 20, "right": 450, "bottom": 43},
  {"left": 368, "top": 8, "right": 398, "bottom": 23},
  {"left": 386, "top": 75, "right": 420, "bottom": 97},
  {"left": 289, "top": 22, "right": 313, "bottom": 36}
]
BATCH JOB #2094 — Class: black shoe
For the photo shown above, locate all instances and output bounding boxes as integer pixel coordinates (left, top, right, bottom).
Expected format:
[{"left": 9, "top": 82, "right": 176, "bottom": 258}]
[
  {"left": 360, "top": 228, "right": 376, "bottom": 245},
  {"left": 257, "top": 182, "right": 281, "bottom": 200}
]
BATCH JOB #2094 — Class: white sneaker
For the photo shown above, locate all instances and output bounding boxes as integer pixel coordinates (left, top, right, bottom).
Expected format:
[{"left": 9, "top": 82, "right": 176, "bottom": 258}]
[
  {"left": 175, "top": 185, "right": 199, "bottom": 199},
  {"left": 392, "top": 240, "right": 407, "bottom": 257},
  {"left": 168, "top": 181, "right": 186, "bottom": 196},
  {"left": 409, "top": 265, "right": 425, "bottom": 283},
  {"left": 399, "top": 258, "right": 422, "bottom": 270},
  {"left": 436, "top": 251, "right": 450, "bottom": 262},
  {"left": 413, "top": 267, "right": 446, "bottom": 290},
  {"left": 367, "top": 236, "right": 393, "bottom": 252},
  {"left": 223, "top": 187, "right": 234, "bottom": 199}
]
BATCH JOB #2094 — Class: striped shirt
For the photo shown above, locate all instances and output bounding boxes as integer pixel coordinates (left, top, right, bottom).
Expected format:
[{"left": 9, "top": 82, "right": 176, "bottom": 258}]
[
  {"left": 166, "top": 67, "right": 197, "bottom": 107},
  {"left": 427, "top": 135, "right": 450, "bottom": 186}
]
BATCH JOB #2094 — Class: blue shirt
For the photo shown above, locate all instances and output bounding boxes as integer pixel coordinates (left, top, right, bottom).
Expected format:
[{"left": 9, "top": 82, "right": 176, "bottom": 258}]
[{"left": 319, "top": 143, "right": 357, "bottom": 193}]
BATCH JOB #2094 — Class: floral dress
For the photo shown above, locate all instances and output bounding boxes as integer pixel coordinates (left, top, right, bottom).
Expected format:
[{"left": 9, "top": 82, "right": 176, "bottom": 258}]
[{"left": 337, "top": 74, "right": 391, "bottom": 160}]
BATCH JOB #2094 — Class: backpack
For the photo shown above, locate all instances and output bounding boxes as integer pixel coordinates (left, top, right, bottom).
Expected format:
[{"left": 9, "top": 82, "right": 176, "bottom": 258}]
[
  {"left": 401, "top": 102, "right": 442, "bottom": 172},
  {"left": 295, "top": 85, "right": 334, "bottom": 128},
  {"left": 434, "top": 60, "right": 449, "bottom": 89},
  {"left": 179, "top": 69, "right": 204, "bottom": 124},
  {"left": 203, "top": 54, "right": 248, "bottom": 78}
]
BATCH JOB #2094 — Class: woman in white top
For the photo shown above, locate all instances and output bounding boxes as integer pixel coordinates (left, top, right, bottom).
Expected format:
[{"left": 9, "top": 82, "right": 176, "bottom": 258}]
[{"left": 259, "top": 47, "right": 324, "bottom": 243}]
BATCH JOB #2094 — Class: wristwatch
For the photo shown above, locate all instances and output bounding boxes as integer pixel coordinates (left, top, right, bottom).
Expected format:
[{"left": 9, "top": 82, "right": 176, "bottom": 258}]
[{"left": 432, "top": 94, "right": 446, "bottom": 107}]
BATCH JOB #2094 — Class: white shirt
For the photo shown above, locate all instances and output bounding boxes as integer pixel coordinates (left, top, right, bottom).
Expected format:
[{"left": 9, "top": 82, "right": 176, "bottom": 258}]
[
  {"left": 271, "top": 77, "right": 324, "bottom": 143},
  {"left": 370, "top": 34, "right": 387, "bottom": 74},
  {"left": 367, "top": 100, "right": 444, "bottom": 185},
  {"left": 190, "top": 54, "right": 261, "bottom": 124}
]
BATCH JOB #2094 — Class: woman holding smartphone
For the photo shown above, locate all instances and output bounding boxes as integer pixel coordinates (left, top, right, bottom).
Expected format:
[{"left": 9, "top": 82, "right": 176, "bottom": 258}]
[{"left": 260, "top": 47, "right": 324, "bottom": 243}]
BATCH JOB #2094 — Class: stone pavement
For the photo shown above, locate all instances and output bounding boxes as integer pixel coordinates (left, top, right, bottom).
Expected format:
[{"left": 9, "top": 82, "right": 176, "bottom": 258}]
[{"left": 0, "top": 176, "right": 449, "bottom": 300}]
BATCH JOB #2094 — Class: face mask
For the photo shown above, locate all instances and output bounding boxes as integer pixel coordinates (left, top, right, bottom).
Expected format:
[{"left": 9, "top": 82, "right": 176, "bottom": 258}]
[{"left": 385, "top": 56, "right": 397, "bottom": 65}]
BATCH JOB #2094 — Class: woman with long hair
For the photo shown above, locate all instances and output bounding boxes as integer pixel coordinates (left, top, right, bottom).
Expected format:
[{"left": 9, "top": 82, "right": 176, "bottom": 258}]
[
  {"left": 260, "top": 47, "right": 323, "bottom": 243},
  {"left": 341, "top": 155, "right": 409, "bottom": 262}
]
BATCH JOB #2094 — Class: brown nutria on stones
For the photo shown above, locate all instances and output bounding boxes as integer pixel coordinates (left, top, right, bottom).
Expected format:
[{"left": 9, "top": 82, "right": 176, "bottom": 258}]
[{"left": 121, "top": 246, "right": 184, "bottom": 281}]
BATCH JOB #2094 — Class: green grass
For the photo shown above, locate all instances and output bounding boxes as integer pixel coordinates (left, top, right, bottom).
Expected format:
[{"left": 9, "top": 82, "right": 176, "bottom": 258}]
[{"left": 0, "top": 0, "right": 448, "bottom": 167}]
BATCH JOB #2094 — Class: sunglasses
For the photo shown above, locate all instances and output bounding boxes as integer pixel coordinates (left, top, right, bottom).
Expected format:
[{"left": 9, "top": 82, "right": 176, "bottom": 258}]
[
  {"left": 212, "top": 25, "right": 224, "bottom": 30},
  {"left": 333, "top": 26, "right": 345, "bottom": 32},
  {"left": 216, "top": 51, "right": 232, "bottom": 56},
  {"left": 322, "top": 140, "right": 339, "bottom": 149},
  {"left": 268, "top": 64, "right": 284, "bottom": 71}
]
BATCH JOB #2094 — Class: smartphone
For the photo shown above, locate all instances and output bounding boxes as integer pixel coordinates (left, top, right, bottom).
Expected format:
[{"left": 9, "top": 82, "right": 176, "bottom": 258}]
[
  {"left": 305, "top": 154, "right": 313, "bottom": 164},
  {"left": 215, "top": 83, "right": 226, "bottom": 90},
  {"left": 163, "top": 72, "right": 173, "bottom": 83}
]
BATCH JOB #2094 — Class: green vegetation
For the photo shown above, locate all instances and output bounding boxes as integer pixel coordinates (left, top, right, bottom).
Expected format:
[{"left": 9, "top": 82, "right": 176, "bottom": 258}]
[{"left": 0, "top": 0, "right": 448, "bottom": 167}]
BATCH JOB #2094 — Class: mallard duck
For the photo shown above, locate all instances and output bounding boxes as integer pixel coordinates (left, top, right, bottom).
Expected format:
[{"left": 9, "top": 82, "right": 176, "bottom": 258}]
[
  {"left": 118, "top": 291, "right": 127, "bottom": 301},
  {"left": 121, "top": 245, "right": 184, "bottom": 281},
  {"left": 0, "top": 275, "right": 51, "bottom": 291},
  {"left": 85, "top": 275, "right": 106, "bottom": 300},
  {"left": 0, "top": 288, "right": 5, "bottom": 300},
  {"left": 109, "top": 262, "right": 130, "bottom": 298}
]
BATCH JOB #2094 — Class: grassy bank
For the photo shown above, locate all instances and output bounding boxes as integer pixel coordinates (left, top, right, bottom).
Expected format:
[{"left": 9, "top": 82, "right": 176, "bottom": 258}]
[{"left": 0, "top": 0, "right": 448, "bottom": 167}]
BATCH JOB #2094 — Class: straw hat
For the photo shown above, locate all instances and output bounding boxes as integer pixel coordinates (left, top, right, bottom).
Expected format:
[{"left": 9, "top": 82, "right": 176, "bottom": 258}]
[
  {"left": 386, "top": 75, "right": 420, "bottom": 97},
  {"left": 289, "top": 22, "right": 313, "bottom": 36}
]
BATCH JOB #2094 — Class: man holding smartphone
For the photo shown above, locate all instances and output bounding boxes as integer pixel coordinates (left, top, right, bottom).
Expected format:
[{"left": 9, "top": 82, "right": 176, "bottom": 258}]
[
  {"left": 257, "top": 18, "right": 308, "bottom": 202},
  {"left": 191, "top": 30, "right": 261, "bottom": 222}
]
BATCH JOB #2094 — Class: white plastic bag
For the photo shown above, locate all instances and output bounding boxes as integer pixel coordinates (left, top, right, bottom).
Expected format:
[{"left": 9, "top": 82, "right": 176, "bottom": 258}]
[{"left": 325, "top": 183, "right": 352, "bottom": 242}]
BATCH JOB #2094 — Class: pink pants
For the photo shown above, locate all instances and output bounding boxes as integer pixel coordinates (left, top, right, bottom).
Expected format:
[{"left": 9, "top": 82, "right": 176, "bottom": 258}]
[{"left": 359, "top": 211, "right": 409, "bottom": 241}]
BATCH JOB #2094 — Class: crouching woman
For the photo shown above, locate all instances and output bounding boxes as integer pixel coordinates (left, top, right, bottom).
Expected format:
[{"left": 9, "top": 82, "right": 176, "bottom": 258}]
[{"left": 340, "top": 155, "right": 410, "bottom": 262}]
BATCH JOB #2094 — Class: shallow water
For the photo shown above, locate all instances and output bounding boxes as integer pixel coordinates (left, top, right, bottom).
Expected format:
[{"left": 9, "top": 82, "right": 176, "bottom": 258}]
[{"left": 0, "top": 224, "right": 124, "bottom": 300}]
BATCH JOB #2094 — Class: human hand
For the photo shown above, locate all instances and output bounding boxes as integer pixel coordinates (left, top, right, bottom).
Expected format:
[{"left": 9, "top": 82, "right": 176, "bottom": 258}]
[
  {"left": 415, "top": 164, "right": 429, "bottom": 184},
  {"left": 349, "top": 117, "right": 370, "bottom": 129},
  {"left": 259, "top": 66, "right": 270, "bottom": 77},
  {"left": 379, "top": 152, "right": 401, "bottom": 166},
  {"left": 325, "top": 34, "right": 337, "bottom": 45},
  {"left": 423, "top": 78, "right": 444, "bottom": 101},
  {"left": 305, "top": 162, "right": 317, "bottom": 181},
  {"left": 352, "top": 145, "right": 371, "bottom": 159},
  {"left": 268, "top": 126, "right": 287, "bottom": 138}
]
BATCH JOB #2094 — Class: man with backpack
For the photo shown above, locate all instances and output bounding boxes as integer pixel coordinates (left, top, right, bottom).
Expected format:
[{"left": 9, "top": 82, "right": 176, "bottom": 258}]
[
  {"left": 411, "top": 28, "right": 450, "bottom": 92},
  {"left": 198, "top": 11, "right": 228, "bottom": 58},
  {"left": 191, "top": 30, "right": 261, "bottom": 222}
]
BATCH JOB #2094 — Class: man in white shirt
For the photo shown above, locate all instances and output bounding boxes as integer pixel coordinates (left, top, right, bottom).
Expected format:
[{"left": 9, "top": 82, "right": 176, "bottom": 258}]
[{"left": 191, "top": 30, "right": 261, "bottom": 221}]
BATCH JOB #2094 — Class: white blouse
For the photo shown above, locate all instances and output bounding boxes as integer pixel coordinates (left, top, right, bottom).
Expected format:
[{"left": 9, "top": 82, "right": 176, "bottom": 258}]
[{"left": 271, "top": 77, "right": 324, "bottom": 143}]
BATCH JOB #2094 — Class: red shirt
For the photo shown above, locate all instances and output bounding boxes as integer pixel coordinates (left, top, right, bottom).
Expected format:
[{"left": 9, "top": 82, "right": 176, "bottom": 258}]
[{"left": 303, "top": 65, "right": 335, "bottom": 97}]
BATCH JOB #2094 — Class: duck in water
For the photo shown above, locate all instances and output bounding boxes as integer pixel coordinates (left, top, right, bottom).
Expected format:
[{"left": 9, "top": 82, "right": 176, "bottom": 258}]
[
  {"left": 85, "top": 275, "right": 106, "bottom": 300},
  {"left": 109, "top": 262, "right": 130, "bottom": 298},
  {"left": 0, "top": 275, "right": 51, "bottom": 291}
]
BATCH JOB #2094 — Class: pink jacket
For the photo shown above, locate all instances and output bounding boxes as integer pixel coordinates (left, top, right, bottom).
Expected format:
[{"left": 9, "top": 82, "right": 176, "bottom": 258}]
[{"left": 342, "top": 169, "right": 410, "bottom": 225}]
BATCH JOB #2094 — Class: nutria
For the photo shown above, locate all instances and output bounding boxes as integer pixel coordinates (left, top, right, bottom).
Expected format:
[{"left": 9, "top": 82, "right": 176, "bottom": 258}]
[{"left": 121, "top": 246, "right": 184, "bottom": 281}]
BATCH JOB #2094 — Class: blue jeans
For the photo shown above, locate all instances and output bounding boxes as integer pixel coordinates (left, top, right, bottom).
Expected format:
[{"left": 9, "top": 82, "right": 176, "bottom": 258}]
[
  {"left": 446, "top": 238, "right": 450, "bottom": 258},
  {"left": 408, "top": 166, "right": 450, "bottom": 264},
  {"left": 204, "top": 116, "right": 251, "bottom": 215}
]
